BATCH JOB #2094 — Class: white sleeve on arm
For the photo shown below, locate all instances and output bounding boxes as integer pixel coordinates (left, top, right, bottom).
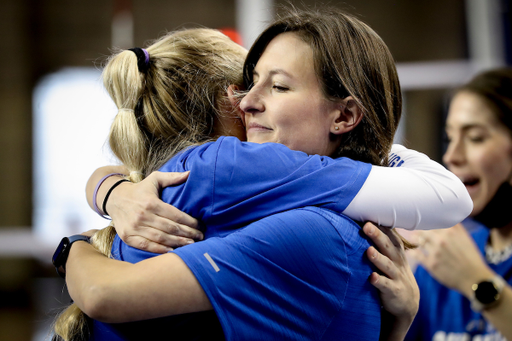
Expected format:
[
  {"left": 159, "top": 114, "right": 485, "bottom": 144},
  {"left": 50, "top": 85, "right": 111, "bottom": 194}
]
[{"left": 343, "top": 144, "right": 473, "bottom": 230}]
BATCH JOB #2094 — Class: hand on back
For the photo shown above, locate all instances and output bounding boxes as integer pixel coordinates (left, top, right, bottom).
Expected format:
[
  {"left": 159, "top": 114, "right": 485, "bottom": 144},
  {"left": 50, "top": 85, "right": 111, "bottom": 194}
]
[
  {"left": 363, "top": 223, "right": 419, "bottom": 321},
  {"left": 107, "top": 171, "right": 203, "bottom": 253}
]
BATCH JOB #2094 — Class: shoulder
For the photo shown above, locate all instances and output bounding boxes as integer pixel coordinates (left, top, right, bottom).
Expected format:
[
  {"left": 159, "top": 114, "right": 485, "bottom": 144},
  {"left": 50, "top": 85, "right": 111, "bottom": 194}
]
[
  {"left": 178, "top": 208, "right": 358, "bottom": 263},
  {"left": 157, "top": 137, "right": 243, "bottom": 173},
  {"left": 300, "top": 208, "right": 370, "bottom": 253},
  {"left": 468, "top": 224, "right": 489, "bottom": 241},
  {"left": 246, "top": 208, "right": 369, "bottom": 264}
]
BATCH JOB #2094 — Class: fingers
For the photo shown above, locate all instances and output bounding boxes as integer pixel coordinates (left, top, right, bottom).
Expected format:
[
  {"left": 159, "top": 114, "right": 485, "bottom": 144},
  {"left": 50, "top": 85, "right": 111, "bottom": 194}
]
[
  {"left": 122, "top": 232, "right": 197, "bottom": 254},
  {"left": 363, "top": 222, "right": 403, "bottom": 260},
  {"left": 369, "top": 271, "right": 394, "bottom": 293},
  {"left": 111, "top": 170, "right": 203, "bottom": 247},
  {"left": 141, "top": 216, "right": 203, "bottom": 242},
  {"left": 367, "top": 246, "right": 398, "bottom": 279},
  {"left": 149, "top": 171, "right": 190, "bottom": 188},
  {"left": 145, "top": 172, "right": 200, "bottom": 230},
  {"left": 151, "top": 202, "right": 200, "bottom": 230},
  {"left": 118, "top": 222, "right": 201, "bottom": 249},
  {"left": 123, "top": 235, "right": 174, "bottom": 254}
]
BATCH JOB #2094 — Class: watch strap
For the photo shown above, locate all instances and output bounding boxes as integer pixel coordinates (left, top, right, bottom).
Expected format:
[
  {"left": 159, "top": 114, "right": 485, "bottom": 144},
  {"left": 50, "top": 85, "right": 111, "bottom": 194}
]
[{"left": 52, "top": 235, "right": 90, "bottom": 279}]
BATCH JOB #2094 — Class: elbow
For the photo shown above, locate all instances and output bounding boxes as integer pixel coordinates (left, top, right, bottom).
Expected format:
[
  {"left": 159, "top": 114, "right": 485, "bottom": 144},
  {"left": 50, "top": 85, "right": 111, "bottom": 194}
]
[
  {"left": 79, "top": 283, "right": 114, "bottom": 322},
  {"left": 451, "top": 187, "right": 473, "bottom": 225},
  {"left": 80, "top": 282, "right": 131, "bottom": 323},
  {"left": 437, "top": 184, "right": 473, "bottom": 229},
  {"left": 412, "top": 182, "right": 473, "bottom": 231}
]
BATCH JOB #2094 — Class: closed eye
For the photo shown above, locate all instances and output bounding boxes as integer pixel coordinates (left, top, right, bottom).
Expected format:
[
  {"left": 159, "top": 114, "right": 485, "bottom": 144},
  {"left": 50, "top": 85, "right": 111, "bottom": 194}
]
[{"left": 273, "top": 85, "right": 289, "bottom": 92}]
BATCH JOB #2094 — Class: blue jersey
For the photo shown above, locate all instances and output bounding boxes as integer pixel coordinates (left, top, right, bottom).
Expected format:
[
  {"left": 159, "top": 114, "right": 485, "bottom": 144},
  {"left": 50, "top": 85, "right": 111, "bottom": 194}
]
[
  {"left": 111, "top": 136, "right": 370, "bottom": 261},
  {"left": 173, "top": 207, "right": 381, "bottom": 340},
  {"left": 95, "top": 137, "right": 374, "bottom": 340},
  {"left": 406, "top": 221, "right": 512, "bottom": 341},
  {"left": 95, "top": 208, "right": 380, "bottom": 340},
  {"left": 158, "top": 136, "right": 370, "bottom": 238}
]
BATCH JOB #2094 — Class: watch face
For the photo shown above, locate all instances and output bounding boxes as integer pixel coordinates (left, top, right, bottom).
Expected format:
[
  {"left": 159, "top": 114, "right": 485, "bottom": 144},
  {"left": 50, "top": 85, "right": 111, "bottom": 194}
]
[
  {"left": 475, "top": 281, "right": 499, "bottom": 305},
  {"left": 52, "top": 238, "right": 70, "bottom": 267}
]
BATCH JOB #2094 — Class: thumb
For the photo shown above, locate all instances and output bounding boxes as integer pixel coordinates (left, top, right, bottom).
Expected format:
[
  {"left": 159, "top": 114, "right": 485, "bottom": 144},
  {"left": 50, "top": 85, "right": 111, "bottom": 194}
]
[{"left": 151, "top": 171, "right": 190, "bottom": 188}]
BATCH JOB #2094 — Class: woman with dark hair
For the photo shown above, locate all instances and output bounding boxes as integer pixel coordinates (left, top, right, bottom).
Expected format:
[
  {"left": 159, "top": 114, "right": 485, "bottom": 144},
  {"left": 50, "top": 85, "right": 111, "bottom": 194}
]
[
  {"left": 55, "top": 6, "right": 471, "bottom": 341},
  {"left": 401, "top": 68, "right": 512, "bottom": 341}
]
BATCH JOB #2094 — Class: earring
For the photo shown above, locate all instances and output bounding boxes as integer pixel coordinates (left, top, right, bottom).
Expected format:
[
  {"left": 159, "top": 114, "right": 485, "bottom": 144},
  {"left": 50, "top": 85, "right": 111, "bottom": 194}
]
[{"left": 334, "top": 126, "right": 340, "bottom": 131}]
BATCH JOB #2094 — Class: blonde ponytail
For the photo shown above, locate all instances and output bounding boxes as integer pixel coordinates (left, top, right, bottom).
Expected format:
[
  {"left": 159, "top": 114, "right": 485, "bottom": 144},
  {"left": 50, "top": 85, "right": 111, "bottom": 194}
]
[
  {"left": 104, "top": 50, "right": 149, "bottom": 178},
  {"left": 108, "top": 108, "right": 148, "bottom": 177},
  {"left": 53, "top": 304, "right": 90, "bottom": 341}
]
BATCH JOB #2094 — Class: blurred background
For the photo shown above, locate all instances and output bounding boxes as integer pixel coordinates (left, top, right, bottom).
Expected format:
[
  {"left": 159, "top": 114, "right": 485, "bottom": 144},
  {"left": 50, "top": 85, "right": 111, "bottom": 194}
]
[{"left": 0, "top": 0, "right": 510, "bottom": 340}]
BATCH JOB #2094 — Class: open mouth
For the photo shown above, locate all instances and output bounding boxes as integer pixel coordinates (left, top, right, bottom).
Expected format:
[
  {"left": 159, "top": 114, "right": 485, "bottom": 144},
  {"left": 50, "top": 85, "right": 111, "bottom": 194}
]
[
  {"left": 461, "top": 177, "right": 479, "bottom": 190},
  {"left": 463, "top": 178, "right": 478, "bottom": 186}
]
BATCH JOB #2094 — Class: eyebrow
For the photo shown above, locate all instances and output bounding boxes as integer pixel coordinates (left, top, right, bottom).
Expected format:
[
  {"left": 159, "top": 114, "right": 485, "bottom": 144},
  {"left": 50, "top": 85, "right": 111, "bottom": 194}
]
[
  {"left": 445, "top": 123, "right": 487, "bottom": 132},
  {"left": 252, "top": 68, "right": 294, "bottom": 80}
]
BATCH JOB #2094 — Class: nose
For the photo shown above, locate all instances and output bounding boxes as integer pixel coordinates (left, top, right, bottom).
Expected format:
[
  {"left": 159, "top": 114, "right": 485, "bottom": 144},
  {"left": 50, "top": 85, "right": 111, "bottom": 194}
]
[
  {"left": 443, "top": 136, "right": 465, "bottom": 168},
  {"left": 240, "top": 85, "right": 265, "bottom": 116}
]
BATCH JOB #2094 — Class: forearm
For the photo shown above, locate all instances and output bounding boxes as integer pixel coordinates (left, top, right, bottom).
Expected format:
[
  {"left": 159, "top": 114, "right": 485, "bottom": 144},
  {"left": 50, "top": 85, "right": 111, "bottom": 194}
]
[
  {"left": 456, "top": 267, "right": 512, "bottom": 340},
  {"left": 85, "top": 165, "right": 128, "bottom": 213},
  {"left": 460, "top": 271, "right": 512, "bottom": 339},
  {"left": 481, "top": 285, "right": 512, "bottom": 340},
  {"left": 66, "top": 241, "right": 211, "bottom": 323},
  {"left": 66, "top": 241, "right": 134, "bottom": 321},
  {"left": 344, "top": 145, "right": 473, "bottom": 230}
]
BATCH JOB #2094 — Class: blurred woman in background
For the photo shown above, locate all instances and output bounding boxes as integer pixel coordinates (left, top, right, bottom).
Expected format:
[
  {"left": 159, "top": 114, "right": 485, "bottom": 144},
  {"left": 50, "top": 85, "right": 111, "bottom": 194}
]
[{"left": 404, "top": 68, "right": 512, "bottom": 341}]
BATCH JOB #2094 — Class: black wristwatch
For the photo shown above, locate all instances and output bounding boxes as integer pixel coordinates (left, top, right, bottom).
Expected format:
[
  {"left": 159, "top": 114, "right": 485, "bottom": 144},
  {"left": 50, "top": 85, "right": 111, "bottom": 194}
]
[
  {"left": 470, "top": 276, "right": 505, "bottom": 312},
  {"left": 52, "top": 235, "right": 90, "bottom": 278}
]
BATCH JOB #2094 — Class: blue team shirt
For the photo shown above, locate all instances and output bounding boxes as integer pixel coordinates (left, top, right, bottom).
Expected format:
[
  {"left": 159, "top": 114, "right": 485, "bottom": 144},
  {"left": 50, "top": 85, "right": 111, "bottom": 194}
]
[
  {"left": 94, "top": 137, "right": 374, "bottom": 340},
  {"left": 158, "top": 136, "right": 371, "bottom": 238},
  {"left": 174, "top": 207, "right": 381, "bottom": 340},
  {"left": 406, "top": 221, "right": 512, "bottom": 341}
]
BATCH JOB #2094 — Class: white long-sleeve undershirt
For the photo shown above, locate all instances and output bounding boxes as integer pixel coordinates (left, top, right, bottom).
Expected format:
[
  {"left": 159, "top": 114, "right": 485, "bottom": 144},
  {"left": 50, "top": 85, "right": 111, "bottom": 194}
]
[{"left": 343, "top": 144, "right": 473, "bottom": 230}]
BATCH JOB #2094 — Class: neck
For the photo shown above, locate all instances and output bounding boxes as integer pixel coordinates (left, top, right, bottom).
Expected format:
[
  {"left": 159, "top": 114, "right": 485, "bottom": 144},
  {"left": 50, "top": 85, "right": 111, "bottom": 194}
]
[{"left": 489, "top": 223, "right": 512, "bottom": 251}]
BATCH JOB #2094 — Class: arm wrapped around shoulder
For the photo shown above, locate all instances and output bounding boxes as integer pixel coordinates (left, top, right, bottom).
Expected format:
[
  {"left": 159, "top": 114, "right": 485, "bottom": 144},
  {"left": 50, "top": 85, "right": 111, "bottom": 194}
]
[{"left": 343, "top": 144, "right": 473, "bottom": 230}]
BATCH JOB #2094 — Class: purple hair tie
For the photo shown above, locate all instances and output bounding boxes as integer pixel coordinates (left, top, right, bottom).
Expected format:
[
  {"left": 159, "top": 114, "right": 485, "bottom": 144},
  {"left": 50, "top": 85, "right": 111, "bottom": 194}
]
[
  {"left": 128, "top": 47, "right": 150, "bottom": 73},
  {"left": 142, "top": 48, "right": 150, "bottom": 65},
  {"left": 93, "top": 173, "right": 125, "bottom": 219}
]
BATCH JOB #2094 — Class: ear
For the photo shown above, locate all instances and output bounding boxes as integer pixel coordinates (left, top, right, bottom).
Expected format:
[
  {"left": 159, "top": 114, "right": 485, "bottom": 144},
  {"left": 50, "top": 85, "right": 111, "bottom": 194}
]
[
  {"left": 330, "top": 96, "right": 363, "bottom": 135},
  {"left": 227, "top": 84, "right": 246, "bottom": 126}
]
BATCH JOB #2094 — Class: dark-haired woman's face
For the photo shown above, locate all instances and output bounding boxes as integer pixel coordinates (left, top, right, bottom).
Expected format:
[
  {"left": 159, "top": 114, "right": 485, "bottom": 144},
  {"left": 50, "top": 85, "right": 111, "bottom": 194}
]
[
  {"left": 443, "top": 91, "right": 512, "bottom": 215},
  {"left": 239, "top": 32, "right": 342, "bottom": 156}
]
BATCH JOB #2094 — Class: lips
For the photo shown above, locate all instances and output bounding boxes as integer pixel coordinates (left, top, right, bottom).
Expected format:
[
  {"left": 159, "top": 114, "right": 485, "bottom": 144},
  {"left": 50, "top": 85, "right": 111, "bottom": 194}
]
[
  {"left": 462, "top": 178, "right": 479, "bottom": 187},
  {"left": 457, "top": 175, "right": 480, "bottom": 197},
  {"left": 247, "top": 122, "right": 272, "bottom": 132},
  {"left": 457, "top": 174, "right": 479, "bottom": 187}
]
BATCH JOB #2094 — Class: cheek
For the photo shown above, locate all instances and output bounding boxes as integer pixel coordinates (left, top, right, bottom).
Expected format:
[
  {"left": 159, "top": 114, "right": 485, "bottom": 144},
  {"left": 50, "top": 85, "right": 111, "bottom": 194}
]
[
  {"left": 477, "top": 150, "right": 501, "bottom": 177},
  {"left": 274, "top": 102, "right": 307, "bottom": 131},
  {"left": 474, "top": 143, "right": 512, "bottom": 204},
  {"left": 479, "top": 143, "right": 512, "bottom": 178}
]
